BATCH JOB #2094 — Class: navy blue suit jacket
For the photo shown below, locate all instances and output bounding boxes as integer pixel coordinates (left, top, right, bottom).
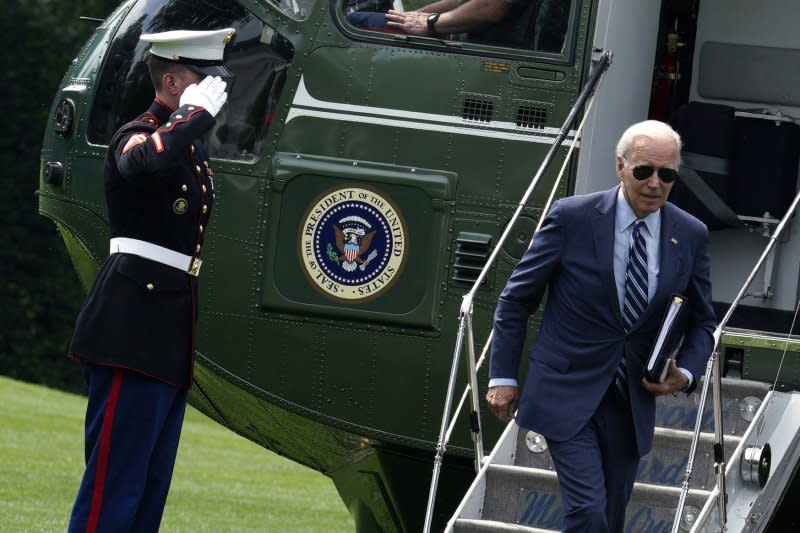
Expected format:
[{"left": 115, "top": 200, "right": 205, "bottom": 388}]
[{"left": 489, "top": 187, "right": 716, "bottom": 457}]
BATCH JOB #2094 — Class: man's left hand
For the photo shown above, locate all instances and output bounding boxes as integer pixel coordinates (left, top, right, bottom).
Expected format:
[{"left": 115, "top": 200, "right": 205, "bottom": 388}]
[
  {"left": 641, "top": 359, "right": 689, "bottom": 396},
  {"left": 386, "top": 10, "right": 433, "bottom": 36}
]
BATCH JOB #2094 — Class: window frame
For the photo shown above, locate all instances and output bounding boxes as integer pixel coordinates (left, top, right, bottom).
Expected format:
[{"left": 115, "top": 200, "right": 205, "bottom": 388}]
[{"left": 332, "top": 0, "right": 584, "bottom": 66}]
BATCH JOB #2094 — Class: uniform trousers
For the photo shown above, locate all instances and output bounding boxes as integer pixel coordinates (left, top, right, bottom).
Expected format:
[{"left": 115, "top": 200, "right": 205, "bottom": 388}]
[
  {"left": 545, "top": 383, "right": 640, "bottom": 533},
  {"left": 69, "top": 363, "right": 188, "bottom": 533}
]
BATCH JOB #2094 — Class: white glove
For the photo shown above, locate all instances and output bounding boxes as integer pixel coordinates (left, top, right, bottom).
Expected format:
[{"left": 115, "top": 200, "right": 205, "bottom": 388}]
[{"left": 179, "top": 75, "right": 228, "bottom": 117}]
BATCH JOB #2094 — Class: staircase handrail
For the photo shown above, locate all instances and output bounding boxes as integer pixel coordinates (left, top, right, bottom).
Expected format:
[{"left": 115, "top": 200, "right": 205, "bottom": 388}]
[
  {"left": 673, "top": 186, "right": 800, "bottom": 533},
  {"left": 423, "top": 50, "right": 613, "bottom": 533}
]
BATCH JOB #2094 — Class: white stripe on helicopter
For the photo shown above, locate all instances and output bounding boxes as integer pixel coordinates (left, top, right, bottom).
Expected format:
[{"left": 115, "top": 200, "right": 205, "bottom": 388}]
[{"left": 286, "top": 76, "right": 580, "bottom": 146}]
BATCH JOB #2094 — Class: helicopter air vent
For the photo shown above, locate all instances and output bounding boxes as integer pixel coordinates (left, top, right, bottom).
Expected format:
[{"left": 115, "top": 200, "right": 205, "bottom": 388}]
[
  {"left": 516, "top": 105, "right": 547, "bottom": 130},
  {"left": 452, "top": 232, "right": 492, "bottom": 284},
  {"left": 462, "top": 99, "right": 494, "bottom": 123}
]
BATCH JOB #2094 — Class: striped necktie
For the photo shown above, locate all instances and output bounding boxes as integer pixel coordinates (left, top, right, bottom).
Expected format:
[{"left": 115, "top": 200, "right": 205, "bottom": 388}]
[
  {"left": 616, "top": 220, "right": 648, "bottom": 400},
  {"left": 623, "top": 220, "right": 649, "bottom": 331}
]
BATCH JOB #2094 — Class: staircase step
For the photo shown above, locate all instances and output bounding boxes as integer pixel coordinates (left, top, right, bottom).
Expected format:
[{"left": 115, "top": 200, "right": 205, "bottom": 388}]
[
  {"left": 636, "top": 428, "right": 740, "bottom": 491},
  {"left": 481, "top": 464, "right": 712, "bottom": 530},
  {"left": 482, "top": 467, "right": 562, "bottom": 530},
  {"left": 655, "top": 377, "right": 769, "bottom": 435},
  {"left": 453, "top": 518, "right": 557, "bottom": 532},
  {"left": 513, "top": 425, "right": 740, "bottom": 490}
]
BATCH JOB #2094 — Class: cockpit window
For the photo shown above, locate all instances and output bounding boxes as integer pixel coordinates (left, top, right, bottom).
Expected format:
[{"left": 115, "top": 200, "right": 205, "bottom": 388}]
[
  {"left": 88, "top": 0, "right": 294, "bottom": 162},
  {"left": 344, "top": 0, "right": 575, "bottom": 56}
]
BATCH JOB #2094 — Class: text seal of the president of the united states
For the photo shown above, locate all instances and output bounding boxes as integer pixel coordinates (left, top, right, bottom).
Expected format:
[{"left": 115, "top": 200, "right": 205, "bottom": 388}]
[{"left": 299, "top": 185, "right": 407, "bottom": 301}]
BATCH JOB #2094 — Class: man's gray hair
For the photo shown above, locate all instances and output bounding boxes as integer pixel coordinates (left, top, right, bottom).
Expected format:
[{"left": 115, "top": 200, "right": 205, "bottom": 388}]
[{"left": 616, "top": 120, "right": 682, "bottom": 166}]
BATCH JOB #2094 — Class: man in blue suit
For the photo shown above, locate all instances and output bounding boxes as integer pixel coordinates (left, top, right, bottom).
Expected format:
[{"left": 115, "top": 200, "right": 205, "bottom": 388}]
[{"left": 486, "top": 120, "right": 716, "bottom": 532}]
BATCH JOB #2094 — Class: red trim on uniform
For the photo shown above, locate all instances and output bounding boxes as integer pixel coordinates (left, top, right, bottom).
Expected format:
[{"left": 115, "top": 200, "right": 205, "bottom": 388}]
[
  {"left": 122, "top": 133, "right": 148, "bottom": 154},
  {"left": 159, "top": 108, "right": 206, "bottom": 133},
  {"left": 85, "top": 369, "right": 123, "bottom": 533},
  {"left": 67, "top": 354, "right": 187, "bottom": 389},
  {"left": 151, "top": 131, "right": 165, "bottom": 153},
  {"left": 140, "top": 111, "right": 161, "bottom": 125}
]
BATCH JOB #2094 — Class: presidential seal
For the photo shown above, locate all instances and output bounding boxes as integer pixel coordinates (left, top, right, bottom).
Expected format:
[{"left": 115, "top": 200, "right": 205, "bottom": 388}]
[{"left": 299, "top": 185, "right": 407, "bottom": 301}]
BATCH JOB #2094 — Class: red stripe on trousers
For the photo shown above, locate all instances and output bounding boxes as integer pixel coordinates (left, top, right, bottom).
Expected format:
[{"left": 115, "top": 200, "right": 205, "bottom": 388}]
[{"left": 85, "top": 369, "right": 123, "bottom": 533}]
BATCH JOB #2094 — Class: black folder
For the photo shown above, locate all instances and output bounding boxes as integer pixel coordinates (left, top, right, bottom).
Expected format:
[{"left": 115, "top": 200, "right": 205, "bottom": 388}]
[{"left": 645, "top": 295, "right": 687, "bottom": 383}]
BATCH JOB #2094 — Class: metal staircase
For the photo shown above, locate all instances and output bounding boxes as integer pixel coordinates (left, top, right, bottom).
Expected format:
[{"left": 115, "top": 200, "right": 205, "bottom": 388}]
[
  {"left": 422, "top": 48, "right": 800, "bottom": 533},
  {"left": 446, "top": 377, "right": 799, "bottom": 532},
  {"left": 430, "top": 159, "right": 800, "bottom": 533}
]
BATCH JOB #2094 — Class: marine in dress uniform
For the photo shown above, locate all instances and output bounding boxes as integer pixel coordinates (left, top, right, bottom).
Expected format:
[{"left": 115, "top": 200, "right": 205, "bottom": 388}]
[{"left": 67, "top": 28, "right": 235, "bottom": 533}]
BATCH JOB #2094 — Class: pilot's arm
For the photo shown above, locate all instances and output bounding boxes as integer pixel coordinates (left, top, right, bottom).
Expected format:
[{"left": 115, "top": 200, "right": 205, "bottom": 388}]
[{"left": 386, "top": 0, "right": 511, "bottom": 36}]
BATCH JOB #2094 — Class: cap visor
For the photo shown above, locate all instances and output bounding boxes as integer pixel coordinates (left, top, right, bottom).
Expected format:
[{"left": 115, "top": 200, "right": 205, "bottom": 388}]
[{"left": 187, "top": 64, "right": 233, "bottom": 78}]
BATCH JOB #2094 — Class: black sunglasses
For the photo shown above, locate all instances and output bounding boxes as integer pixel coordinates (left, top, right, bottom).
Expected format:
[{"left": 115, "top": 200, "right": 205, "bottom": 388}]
[{"left": 630, "top": 164, "right": 679, "bottom": 183}]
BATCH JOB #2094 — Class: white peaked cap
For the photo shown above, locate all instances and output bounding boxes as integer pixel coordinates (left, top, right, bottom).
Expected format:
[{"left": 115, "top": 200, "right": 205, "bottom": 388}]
[{"left": 140, "top": 28, "right": 236, "bottom": 63}]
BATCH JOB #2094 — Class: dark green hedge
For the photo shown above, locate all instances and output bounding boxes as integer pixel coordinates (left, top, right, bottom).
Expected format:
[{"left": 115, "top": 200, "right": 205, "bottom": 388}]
[{"left": 1, "top": 1, "right": 119, "bottom": 393}]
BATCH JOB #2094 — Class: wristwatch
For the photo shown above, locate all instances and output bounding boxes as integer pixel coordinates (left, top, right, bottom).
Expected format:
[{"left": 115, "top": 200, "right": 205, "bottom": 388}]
[{"left": 427, "top": 13, "right": 441, "bottom": 35}]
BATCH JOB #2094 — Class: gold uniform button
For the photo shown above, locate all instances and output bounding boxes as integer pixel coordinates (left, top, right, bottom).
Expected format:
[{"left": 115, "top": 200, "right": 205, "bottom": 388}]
[
  {"left": 187, "top": 106, "right": 195, "bottom": 111},
  {"left": 202, "top": 204, "right": 208, "bottom": 214},
  {"left": 146, "top": 283, "right": 154, "bottom": 291},
  {"left": 204, "top": 160, "right": 209, "bottom": 167},
  {"left": 181, "top": 184, "right": 188, "bottom": 192},
  {"left": 195, "top": 165, "right": 202, "bottom": 173},
  {"left": 191, "top": 145, "right": 195, "bottom": 154},
  {"left": 165, "top": 122, "right": 172, "bottom": 128},
  {"left": 196, "top": 244, "right": 201, "bottom": 253},
  {"left": 173, "top": 198, "right": 188, "bottom": 215},
  {"left": 199, "top": 225, "right": 204, "bottom": 234},
  {"left": 202, "top": 185, "right": 207, "bottom": 193},
  {"left": 175, "top": 114, "right": 183, "bottom": 119}
]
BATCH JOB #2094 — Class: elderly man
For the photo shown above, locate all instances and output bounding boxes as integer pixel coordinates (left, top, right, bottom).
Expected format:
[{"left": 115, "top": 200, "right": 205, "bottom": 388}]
[
  {"left": 487, "top": 120, "right": 716, "bottom": 532},
  {"left": 67, "top": 28, "right": 233, "bottom": 532}
]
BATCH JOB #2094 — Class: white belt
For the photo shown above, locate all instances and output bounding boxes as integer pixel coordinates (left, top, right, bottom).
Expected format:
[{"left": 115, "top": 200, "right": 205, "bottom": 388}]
[{"left": 109, "top": 237, "right": 202, "bottom": 277}]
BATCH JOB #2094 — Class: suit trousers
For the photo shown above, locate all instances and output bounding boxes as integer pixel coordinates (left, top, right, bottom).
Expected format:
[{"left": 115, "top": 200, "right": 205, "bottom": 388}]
[
  {"left": 546, "top": 384, "right": 640, "bottom": 533},
  {"left": 69, "top": 364, "right": 188, "bottom": 533}
]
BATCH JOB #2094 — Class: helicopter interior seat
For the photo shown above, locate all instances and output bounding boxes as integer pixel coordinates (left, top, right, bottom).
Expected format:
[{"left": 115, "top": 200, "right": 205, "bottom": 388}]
[
  {"left": 667, "top": 41, "right": 800, "bottom": 229},
  {"left": 668, "top": 101, "right": 739, "bottom": 231}
]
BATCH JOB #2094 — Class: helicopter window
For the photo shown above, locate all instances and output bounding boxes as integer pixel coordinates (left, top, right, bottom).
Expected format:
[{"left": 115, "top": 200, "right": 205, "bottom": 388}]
[
  {"left": 88, "top": 0, "right": 294, "bottom": 162},
  {"left": 344, "top": 0, "right": 574, "bottom": 55}
]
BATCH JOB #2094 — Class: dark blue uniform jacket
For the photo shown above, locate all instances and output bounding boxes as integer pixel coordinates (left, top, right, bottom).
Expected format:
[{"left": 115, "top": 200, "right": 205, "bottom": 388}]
[{"left": 69, "top": 99, "right": 215, "bottom": 388}]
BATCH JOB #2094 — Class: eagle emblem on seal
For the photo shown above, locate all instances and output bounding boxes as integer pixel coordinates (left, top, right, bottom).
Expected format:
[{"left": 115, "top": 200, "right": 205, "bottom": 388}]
[{"left": 332, "top": 216, "right": 378, "bottom": 272}]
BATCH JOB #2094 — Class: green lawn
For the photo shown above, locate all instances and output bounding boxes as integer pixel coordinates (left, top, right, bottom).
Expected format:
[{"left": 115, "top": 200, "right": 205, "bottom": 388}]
[{"left": 0, "top": 376, "right": 354, "bottom": 532}]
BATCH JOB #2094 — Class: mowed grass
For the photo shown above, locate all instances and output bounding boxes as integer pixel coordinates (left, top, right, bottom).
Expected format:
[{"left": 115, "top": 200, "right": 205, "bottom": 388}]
[{"left": 0, "top": 376, "right": 354, "bottom": 532}]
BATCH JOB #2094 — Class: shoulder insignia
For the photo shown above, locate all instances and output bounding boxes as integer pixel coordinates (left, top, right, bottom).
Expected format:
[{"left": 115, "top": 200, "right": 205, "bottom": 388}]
[
  {"left": 121, "top": 133, "right": 148, "bottom": 154},
  {"left": 151, "top": 131, "right": 165, "bottom": 153}
]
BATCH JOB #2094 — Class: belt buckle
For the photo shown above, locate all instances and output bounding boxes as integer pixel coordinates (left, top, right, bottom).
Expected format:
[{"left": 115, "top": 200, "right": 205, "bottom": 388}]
[{"left": 188, "top": 257, "right": 202, "bottom": 277}]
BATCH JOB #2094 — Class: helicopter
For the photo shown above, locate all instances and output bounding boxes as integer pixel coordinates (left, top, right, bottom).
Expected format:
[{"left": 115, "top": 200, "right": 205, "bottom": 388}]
[{"left": 39, "top": 0, "right": 800, "bottom": 531}]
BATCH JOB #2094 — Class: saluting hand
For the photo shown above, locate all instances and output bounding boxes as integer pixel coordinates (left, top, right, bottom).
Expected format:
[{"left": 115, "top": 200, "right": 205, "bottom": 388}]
[
  {"left": 486, "top": 385, "right": 519, "bottom": 423},
  {"left": 641, "top": 359, "right": 690, "bottom": 396},
  {"left": 180, "top": 75, "right": 228, "bottom": 117}
]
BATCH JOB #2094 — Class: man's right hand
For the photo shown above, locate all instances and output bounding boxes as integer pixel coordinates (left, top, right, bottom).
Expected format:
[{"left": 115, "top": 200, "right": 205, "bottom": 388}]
[
  {"left": 180, "top": 75, "right": 228, "bottom": 117},
  {"left": 486, "top": 385, "right": 519, "bottom": 423}
]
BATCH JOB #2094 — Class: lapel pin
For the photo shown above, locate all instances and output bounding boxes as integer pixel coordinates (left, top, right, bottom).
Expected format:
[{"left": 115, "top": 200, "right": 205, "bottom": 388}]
[{"left": 670, "top": 237, "right": 678, "bottom": 245}]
